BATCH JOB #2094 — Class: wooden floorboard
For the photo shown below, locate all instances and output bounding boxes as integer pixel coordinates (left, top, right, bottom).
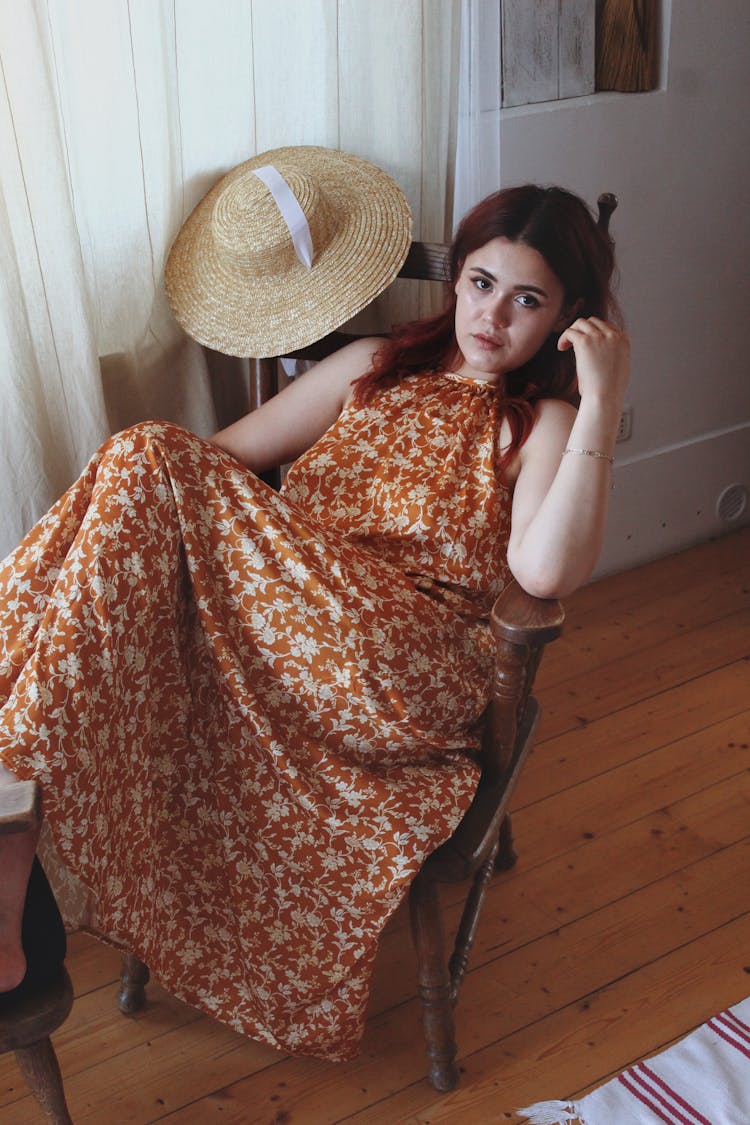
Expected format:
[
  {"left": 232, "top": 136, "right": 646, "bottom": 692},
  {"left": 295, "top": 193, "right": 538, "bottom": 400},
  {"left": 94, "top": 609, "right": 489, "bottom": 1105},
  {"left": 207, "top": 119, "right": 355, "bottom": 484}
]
[{"left": 2, "top": 526, "right": 748, "bottom": 1123}]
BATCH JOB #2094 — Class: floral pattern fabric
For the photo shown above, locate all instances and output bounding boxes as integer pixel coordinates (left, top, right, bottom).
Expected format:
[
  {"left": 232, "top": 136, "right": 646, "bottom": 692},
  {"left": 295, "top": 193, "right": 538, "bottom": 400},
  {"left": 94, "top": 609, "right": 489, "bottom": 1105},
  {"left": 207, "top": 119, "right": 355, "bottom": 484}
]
[{"left": 0, "top": 371, "right": 511, "bottom": 1059}]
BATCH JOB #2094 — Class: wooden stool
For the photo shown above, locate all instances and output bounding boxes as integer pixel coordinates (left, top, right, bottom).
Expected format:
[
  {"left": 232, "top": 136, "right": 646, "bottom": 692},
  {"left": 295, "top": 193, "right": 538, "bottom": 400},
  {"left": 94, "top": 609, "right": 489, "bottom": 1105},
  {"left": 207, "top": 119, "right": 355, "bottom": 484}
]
[{"left": 0, "top": 966, "right": 74, "bottom": 1124}]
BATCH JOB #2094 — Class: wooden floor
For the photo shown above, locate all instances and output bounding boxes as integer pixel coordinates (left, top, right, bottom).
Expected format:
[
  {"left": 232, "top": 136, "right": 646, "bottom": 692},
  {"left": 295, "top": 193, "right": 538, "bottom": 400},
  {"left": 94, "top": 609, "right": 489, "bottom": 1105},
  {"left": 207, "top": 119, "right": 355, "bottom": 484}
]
[{"left": 2, "top": 527, "right": 749, "bottom": 1123}]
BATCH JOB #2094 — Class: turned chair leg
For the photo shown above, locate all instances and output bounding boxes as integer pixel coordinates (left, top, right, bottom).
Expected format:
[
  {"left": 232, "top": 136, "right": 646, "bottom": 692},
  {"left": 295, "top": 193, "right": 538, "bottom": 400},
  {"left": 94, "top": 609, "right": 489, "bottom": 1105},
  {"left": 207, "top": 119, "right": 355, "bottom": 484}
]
[
  {"left": 117, "top": 953, "right": 150, "bottom": 1015},
  {"left": 14, "top": 1037, "right": 73, "bottom": 1125},
  {"left": 448, "top": 837, "right": 499, "bottom": 997},
  {"left": 408, "top": 869, "right": 458, "bottom": 1092},
  {"left": 494, "top": 813, "right": 518, "bottom": 872}
]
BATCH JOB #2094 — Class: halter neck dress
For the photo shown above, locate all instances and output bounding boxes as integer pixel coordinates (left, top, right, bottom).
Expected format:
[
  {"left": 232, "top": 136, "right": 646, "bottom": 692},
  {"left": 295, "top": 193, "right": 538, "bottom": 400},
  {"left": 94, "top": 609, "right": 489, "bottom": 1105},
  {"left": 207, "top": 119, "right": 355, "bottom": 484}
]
[{"left": 0, "top": 370, "right": 512, "bottom": 1060}]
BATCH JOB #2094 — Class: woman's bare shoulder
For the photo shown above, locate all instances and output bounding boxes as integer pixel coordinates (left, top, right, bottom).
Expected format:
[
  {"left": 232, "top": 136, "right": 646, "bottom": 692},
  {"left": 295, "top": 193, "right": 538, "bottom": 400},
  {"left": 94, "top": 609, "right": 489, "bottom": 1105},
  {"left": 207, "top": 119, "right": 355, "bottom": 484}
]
[
  {"left": 312, "top": 335, "right": 384, "bottom": 398},
  {"left": 500, "top": 397, "right": 577, "bottom": 484},
  {"left": 530, "top": 396, "right": 578, "bottom": 432},
  {"left": 338, "top": 335, "right": 384, "bottom": 364},
  {"left": 519, "top": 397, "right": 578, "bottom": 465}
]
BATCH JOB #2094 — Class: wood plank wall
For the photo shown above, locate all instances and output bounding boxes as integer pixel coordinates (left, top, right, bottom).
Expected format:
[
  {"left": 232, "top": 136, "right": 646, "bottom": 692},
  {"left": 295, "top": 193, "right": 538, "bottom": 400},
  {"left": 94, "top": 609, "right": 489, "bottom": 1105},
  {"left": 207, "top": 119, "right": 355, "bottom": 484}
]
[
  {"left": 2, "top": 526, "right": 748, "bottom": 1123},
  {"left": 500, "top": 0, "right": 595, "bottom": 106}
]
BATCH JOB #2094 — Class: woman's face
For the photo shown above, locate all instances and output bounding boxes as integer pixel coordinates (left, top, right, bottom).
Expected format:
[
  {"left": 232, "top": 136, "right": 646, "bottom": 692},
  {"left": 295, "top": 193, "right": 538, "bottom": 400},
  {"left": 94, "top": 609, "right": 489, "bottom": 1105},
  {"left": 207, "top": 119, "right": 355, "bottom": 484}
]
[{"left": 453, "top": 237, "right": 570, "bottom": 383}]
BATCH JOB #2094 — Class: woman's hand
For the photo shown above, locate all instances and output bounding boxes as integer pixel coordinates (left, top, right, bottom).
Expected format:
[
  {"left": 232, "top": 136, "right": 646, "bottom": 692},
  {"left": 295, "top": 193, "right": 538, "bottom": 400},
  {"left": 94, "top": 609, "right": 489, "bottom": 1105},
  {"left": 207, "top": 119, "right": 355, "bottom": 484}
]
[{"left": 558, "top": 316, "right": 630, "bottom": 412}]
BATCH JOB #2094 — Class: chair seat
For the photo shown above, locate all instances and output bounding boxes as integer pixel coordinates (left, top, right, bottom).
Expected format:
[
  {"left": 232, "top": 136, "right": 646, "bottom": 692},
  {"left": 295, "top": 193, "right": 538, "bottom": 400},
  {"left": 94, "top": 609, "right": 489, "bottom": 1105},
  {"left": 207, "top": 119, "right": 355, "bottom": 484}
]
[
  {"left": 0, "top": 966, "right": 74, "bottom": 1123},
  {"left": 0, "top": 966, "right": 73, "bottom": 1053}
]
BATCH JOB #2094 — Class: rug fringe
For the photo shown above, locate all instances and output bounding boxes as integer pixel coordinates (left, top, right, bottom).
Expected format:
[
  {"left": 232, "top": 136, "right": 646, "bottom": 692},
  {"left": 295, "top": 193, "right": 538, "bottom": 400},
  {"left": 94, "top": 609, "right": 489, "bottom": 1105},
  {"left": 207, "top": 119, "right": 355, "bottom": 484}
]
[{"left": 516, "top": 1100, "right": 583, "bottom": 1124}]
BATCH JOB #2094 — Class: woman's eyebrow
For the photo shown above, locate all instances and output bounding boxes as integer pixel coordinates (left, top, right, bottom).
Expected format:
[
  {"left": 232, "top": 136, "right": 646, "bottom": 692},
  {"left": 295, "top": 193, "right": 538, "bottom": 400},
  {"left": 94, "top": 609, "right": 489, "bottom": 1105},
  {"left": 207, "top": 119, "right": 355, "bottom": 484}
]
[{"left": 469, "top": 265, "right": 549, "bottom": 298}]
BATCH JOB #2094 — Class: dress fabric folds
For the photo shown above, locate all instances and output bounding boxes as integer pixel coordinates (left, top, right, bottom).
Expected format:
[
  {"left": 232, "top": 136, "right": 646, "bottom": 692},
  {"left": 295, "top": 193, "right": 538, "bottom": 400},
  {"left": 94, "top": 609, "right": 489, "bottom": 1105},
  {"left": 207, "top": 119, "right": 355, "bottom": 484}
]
[{"left": 0, "top": 370, "right": 512, "bottom": 1059}]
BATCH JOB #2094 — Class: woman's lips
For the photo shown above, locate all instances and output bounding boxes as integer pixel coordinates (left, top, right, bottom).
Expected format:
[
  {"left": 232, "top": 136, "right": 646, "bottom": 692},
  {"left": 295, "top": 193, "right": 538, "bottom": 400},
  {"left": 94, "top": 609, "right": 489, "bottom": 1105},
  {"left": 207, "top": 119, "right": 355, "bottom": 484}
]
[{"left": 473, "top": 333, "right": 503, "bottom": 348}]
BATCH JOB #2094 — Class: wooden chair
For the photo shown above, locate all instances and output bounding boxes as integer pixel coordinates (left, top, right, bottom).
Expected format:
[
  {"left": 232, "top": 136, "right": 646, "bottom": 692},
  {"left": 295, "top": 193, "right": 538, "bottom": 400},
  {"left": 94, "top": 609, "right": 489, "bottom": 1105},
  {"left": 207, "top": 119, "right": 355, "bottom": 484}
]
[
  {"left": 0, "top": 784, "right": 74, "bottom": 1124},
  {"left": 0, "top": 193, "right": 616, "bottom": 1095}
]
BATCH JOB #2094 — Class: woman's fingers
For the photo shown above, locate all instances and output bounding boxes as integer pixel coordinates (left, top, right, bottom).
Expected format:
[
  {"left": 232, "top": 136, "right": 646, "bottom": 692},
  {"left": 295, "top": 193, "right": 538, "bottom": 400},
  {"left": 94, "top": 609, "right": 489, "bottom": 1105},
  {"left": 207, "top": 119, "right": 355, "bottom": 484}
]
[
  {"left": 558, "top": 316, "right": 621, "bottom": 349},
  {"left": 556, "top": 316, "right": 631, "bottom": 400}
]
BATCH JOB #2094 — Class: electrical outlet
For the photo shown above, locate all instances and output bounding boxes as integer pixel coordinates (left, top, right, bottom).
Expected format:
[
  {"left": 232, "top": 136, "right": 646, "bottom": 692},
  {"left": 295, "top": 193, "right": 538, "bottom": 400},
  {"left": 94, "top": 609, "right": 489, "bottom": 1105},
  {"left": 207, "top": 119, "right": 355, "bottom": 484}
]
[{"left": 617, "top": 405, "right": 633, "bottom": 442}]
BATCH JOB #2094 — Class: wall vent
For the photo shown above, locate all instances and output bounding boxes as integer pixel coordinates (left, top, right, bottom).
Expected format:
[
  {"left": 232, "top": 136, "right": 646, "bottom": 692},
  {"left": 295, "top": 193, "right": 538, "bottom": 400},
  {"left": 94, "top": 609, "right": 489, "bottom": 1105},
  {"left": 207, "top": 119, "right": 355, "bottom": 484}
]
[{"left": 715, "top": 483, "right": 748, "bottom": 523}]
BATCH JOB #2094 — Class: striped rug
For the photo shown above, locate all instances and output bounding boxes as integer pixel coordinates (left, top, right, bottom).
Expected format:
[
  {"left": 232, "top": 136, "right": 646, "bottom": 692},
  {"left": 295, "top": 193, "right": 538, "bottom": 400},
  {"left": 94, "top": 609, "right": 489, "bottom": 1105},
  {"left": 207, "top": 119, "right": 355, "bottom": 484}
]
[{"left": 517, "top": 996, "right": 750, "bottom": 1125}]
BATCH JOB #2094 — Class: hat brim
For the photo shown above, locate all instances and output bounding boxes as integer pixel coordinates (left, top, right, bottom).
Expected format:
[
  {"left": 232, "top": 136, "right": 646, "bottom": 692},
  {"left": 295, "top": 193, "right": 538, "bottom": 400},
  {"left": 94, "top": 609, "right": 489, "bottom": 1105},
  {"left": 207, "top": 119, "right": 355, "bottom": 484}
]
[{"left": 165, "top": 146, "right": 412, "bottom": 359}]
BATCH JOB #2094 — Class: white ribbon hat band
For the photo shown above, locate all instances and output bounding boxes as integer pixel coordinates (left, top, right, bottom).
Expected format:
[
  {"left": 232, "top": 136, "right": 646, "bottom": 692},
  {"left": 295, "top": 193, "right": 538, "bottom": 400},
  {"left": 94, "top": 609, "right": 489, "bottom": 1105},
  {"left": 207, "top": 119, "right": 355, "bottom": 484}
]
[{"left": 252, "top": 165, "right": 314, "bottom": 269}]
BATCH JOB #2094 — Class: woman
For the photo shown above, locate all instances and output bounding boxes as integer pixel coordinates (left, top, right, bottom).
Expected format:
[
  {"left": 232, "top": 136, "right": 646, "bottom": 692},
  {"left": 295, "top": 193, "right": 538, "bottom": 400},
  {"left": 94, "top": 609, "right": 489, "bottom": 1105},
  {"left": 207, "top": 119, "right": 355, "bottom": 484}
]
[{"left": 0, "top": 168, "right": 629, "bottom": 1060}]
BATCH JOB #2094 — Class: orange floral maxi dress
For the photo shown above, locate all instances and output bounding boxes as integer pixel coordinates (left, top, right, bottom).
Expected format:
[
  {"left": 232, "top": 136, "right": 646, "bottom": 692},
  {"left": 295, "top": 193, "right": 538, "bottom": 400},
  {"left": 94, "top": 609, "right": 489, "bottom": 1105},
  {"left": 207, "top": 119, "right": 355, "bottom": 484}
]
[{"left": 0, "top": 371, "right": 511, "bottom": 1060}]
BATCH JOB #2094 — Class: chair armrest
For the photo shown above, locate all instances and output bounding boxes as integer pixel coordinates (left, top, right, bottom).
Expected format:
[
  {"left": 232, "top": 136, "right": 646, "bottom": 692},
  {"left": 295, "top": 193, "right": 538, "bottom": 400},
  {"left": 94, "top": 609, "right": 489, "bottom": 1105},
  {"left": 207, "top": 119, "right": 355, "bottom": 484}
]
[
  {"left": 481, "top": 581, "right": 564, "bottom": 779},
  {"left": 0, "top": 779, "right": 42, "bottom": 835},
  {"left": 490, "top": 580, "right": 564, "bottom": 646}
]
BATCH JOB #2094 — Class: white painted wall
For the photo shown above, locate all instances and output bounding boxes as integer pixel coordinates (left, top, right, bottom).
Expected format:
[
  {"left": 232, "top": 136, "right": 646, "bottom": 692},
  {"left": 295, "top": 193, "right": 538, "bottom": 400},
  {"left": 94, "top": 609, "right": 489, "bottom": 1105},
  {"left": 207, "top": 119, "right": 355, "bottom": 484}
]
[{"left": 465, "top": 0, "right": 750, "bottom": 576}]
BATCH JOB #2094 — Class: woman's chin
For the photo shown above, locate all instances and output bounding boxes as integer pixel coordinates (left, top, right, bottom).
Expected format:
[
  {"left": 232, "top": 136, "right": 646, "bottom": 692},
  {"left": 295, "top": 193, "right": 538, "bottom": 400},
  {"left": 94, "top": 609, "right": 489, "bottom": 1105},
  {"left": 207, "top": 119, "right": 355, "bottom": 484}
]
[{"left": 454, "top": 356, "right": 506, "bottom": 383}]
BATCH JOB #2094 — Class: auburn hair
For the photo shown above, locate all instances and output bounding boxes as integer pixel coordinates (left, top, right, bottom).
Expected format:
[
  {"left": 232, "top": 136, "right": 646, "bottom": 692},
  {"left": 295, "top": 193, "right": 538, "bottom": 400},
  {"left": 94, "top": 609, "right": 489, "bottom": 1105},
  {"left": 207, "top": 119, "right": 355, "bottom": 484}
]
[{"left": 352, "top": 184, "right": 620, "bottom": 471}]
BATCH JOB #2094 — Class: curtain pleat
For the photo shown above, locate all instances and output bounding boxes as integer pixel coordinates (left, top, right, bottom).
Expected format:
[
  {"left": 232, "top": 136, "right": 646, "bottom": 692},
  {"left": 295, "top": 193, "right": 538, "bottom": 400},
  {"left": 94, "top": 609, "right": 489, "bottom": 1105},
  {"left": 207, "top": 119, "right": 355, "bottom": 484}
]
[{"left": 453, "top": 0, "right": 502, "bottom": 228}]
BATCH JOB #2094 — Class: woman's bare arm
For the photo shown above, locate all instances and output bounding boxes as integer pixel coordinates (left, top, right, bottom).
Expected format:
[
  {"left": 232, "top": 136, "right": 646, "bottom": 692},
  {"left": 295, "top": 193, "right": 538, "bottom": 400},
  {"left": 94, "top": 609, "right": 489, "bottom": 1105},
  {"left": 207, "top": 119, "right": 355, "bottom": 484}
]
[
  {"left": 506, "top": 317, "right": 630, "bottom": 598},
  {"left": 211, "top": 336, "right": 382, "bottom": 473}
]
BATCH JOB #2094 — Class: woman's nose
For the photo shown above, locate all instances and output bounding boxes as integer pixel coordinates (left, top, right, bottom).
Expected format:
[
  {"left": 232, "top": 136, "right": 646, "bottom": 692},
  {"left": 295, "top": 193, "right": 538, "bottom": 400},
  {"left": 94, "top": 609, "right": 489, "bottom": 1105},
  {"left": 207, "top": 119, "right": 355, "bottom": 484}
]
[{"left": 483, "top": 296, "right": 510, "bottom": 328}]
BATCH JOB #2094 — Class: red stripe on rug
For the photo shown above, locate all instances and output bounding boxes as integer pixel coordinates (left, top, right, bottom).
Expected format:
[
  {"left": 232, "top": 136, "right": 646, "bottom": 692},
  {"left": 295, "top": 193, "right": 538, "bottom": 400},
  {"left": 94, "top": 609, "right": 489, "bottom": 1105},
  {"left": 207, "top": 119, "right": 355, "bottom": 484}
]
[
  {"left": 720, "top": 1008, "right": 750, "bottom": 1041},
  {"left": 618, "top": 1068, "right": 699, "bottom": 1125},
  {"left": 618, "top": 1071, "right": 683, "bottom": 1124},
  {"left": 708, "top": 1016, "right": 750, "bottom": 1060},
  {"left": 638, "top": 1062, "right": 713, "bottom": 1125}
]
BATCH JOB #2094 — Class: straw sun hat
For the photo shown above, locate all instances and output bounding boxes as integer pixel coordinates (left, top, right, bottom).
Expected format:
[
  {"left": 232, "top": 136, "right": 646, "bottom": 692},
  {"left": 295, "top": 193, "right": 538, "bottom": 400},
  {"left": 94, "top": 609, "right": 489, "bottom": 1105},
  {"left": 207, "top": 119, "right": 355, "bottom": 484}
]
[{"left": 165, "top": 146, "right": 413, "bottom": 358}]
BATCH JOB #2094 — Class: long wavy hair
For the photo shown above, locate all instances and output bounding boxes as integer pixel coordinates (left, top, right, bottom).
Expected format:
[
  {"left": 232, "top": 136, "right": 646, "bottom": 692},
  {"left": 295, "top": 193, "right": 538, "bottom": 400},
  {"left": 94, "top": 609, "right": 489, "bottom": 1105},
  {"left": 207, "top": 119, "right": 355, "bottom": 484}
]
[{"left": 352, "top": 184, "right": 620, "bottom": 469}]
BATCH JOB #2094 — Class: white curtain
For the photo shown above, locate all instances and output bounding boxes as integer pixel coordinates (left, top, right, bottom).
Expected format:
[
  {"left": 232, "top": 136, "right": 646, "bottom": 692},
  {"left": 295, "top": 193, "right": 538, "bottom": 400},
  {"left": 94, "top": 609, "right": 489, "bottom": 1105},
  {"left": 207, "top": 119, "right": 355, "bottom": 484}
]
[
  {"left": 0, "top": 0, "right": 461, "bottom": 558},
  {"left": 454, "top": 0, "right": 502, "bottom": 228}
]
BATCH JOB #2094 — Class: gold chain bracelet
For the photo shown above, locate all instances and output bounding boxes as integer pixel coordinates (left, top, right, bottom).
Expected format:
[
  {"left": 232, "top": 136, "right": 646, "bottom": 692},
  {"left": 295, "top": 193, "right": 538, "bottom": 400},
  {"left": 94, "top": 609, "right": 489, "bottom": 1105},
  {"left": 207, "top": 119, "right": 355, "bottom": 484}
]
[{"left": 563, "top": 447, "right": 614, "bottom": 465}]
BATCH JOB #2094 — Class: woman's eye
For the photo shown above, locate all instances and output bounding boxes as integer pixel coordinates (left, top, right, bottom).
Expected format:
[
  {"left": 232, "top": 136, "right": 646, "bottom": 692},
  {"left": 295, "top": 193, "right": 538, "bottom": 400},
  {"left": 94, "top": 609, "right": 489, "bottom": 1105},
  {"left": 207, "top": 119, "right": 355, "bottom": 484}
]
[
  {"left": 516, "top": 293, "right": 540, "bottom": 308},
  {"left": 472, "top": 276, "right": 492, "bottom": 291}
]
